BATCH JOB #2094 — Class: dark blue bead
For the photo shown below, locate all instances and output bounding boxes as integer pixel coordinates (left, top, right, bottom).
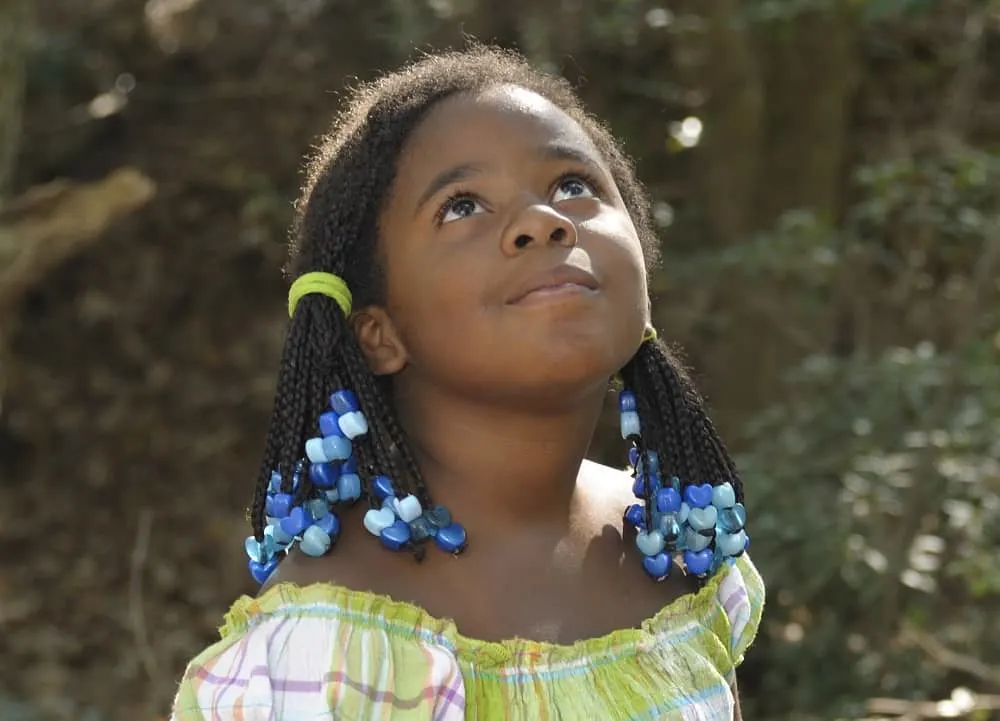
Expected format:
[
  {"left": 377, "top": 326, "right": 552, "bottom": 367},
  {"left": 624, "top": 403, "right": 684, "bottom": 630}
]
[
  {"left": 315, "top": 512, "right": 340, "bottom": 539},
  {"left": 380, "top": 519, "right": 411, "bottom": 550},
  {"left": 656, "top": 487, "right": 682, "bottom": 514},
  {"left": 618, "top": 391, "right": 637, "bottom": 413},
  {"left": 632, "top": 474, "right": 649, "bottom": 498},
  {"left": 371, "top": 475, "right": 395, "bottom": 502},
  {"left": 330, "top": 389, "right": 360, "bottom": 415},
  {"left": 642, "top": 552, "right": 671, "bottom": 581},
  {"left": 248, "top": 557, "right": 279, "bottom": 585},
  {"left": 268, "top": 493, "right": 292, "bottom": 518},
  {"left": 623, "top": 503, "right": 646, "bottom": 530},
  {"left": 683, "top": 483, "right": 713, "bottom": 509},
  {"left": 683, "top": 548, "right": 713, "bottom": 577},
  {"left": 628, "top": 446, "right": 640, "bottom": 468},
  {"left": 434, "top": 522, "right": 467, "bottom": 553},
  {"left": 319, "top": 411, "right": 343, "bottom": 438},
  {"left": 280, "top": 505, "right": 311, "bottom": 537},
  {"left": 268, "top": 470, "right": 282, "bottom": 494},
  {"left": 309, "top": 462, "right": 339, "bottom": 489},
  {"left": 341, "top": 455, "right": 357, "bottom": 474}
]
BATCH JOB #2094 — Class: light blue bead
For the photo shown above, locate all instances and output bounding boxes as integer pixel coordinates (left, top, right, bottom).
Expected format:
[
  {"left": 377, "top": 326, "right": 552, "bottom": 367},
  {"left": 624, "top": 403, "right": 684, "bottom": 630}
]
[
  {"left": 304, "top": 437, "right": 329, "bottom": 463},
  {"left": 620, "top": 410, "right": 641, "bottom": 439},
  {"left": 338, "top": 411, "right": 369, "bottom": 440},
  {"left": 719, "top": 503, "right": 747, "bottom": 533},
  {"left": 268, "top": 470, "right": 282, "bottom": 494},
  {"left": 337, "top": 473, "right": 361, "bottom": 501},
  {"left": 635, "top": 529, "right": 665, "bottom": 556},
  {"left": 409, "top": 516, "right": 434, "bottom": 541},
  {"left": 322, "top": 435, "right": 352, "bottom": 461},
  {"left": 712, "top": 482, "right": 737, "bottom": 509},
  {"left": 685, "top": 528, "right": 712, "bottom": 552},
  {"left": 394, "top": 495, "right": 423, "bottom": 523},
  {"left": 717, "top": 530, "right": 747, "bottom": 557},
  {"left": 299, "top": 525, "right": 332, "bottom": 557},
  {"left": 363, "top": 507, "right": 395, "bottom": 536},
  {"left": 687, "top": 505, "right": 718, "bottom": 531},
  {"left": 307, "top": 498, "right": 329, "bottom": 520},
  {"left": 324, "top": 488, "right": 340, "bottom": 504},
  {"left": 266, "top": 520, "right": 293, "bottom": 546},
  {"left": 244, "top": 536, "right": 264, "bottom": 563}
]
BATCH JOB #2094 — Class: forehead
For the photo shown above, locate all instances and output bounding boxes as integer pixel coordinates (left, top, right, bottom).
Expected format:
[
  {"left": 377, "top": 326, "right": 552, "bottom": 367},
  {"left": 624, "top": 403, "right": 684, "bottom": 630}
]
[{"left": 394, "top": 86, "right": 606, "bottom": 186}]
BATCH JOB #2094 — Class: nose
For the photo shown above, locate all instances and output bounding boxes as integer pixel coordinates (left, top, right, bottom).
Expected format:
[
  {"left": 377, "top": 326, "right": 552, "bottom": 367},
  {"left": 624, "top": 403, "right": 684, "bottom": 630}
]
[{"left": 500, "top": 203, "right": 577, "bottom": 256}]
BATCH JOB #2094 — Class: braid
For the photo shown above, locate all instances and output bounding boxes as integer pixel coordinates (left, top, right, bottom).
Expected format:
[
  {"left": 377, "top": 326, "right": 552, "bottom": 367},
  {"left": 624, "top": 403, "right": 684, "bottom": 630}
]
[{"left": 620, "top": 339, "right": 744, "bottom": 503}]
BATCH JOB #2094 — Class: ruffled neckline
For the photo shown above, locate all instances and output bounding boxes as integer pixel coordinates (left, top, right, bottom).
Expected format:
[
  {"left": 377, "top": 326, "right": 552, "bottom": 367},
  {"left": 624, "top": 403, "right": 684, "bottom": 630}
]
[{"left": 220, "top": 556, "right": 745, "bottom": 668}]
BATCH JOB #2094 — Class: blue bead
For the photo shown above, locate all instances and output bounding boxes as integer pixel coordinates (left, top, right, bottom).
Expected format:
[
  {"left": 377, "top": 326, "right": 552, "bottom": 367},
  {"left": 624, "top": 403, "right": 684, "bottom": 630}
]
[
  {"left": 684, "top": 548, "right": 713, "bottom": 577},
  {"left": 318, "top": 411, "right": 343, "bottom": 438},
  {"left": 337, "top": 473, "right": 362, "bottom": 501},
  {"left": 266, "top": 518, "right": 293, "bottom": 546},
  {"left": 409, "top": 515, "right": 434, "bottom": 541},
  {"left": 656, "top": 487, "right": 682, "bottom": 513},
  {"left": 632, "top": 473, "right": 649, "bottom": 498},
  {"left": 717, "top": 530, "right": 747, "bottom": 557},
  {"left": 683, "top": 483, "right": 713, "bottom": 509},
  {"left": 623, "top": 503, "right": 646, "bottom": 529},
  {"left": 380, "top": 520, "right": 412, "bottom": 550},
  {"left": 371, "top": 475, "right": 396, "bottom": 502},
  {"left": 620, "top": 411, "right": 641, "bottom": 439},
  {"left": 628, "top": 446, "right": 640, "bottom": 468},
  {"left": 244, "top": 535, "right": 265, "bottom": 563},
  {"left": 309, "top": 461, "right": 339, "bottom": 489},
  {"left": 660, "top": 514, "right": 681, "bottom": 544},
  {"left": 315, "top": 511, "right": 340, "bottom": 539},
  {"left": 719, "top": 503, "right": 747, "bottom": 533},
  {"left": 268, "top": 470, "right": 282, "bottom": 494},
  {"left": 711, "top": 482, "right": 737, "bottom": 509},
  {"left": 322, "top": 436, "right": 352, "bottom": 461},
  {"left": 306, "top": 498, "right": 329, "bottom": 520},
  {"left": 248, "top": 557, "right": 279, "bottom": 585},
  {"left": 618, "top": 391, "right": 637, "bottom": 413},
  {"left": 338, "top": 411, "right": 369, "bottom": 440},
  {"left": 268, "top": 493, "right": 292, "bottom": 519},
  {"left": 280, "top": 505, "right": 312, "bottom": 537},
  {"left": 434, "top": 522, "right": 467, "bottom": 553},
  {"left": 341, "top": 455, "right": 358, "bottom": 474},
  {"left": 329, "top": 389, "right": 360, "bottom": 415},
  {"left": 299, "top": 525, "right": 332, "bottom": 557},
  {"left": 424, "top": 505, "right": 452, "bottom": 529},
  {"left": 642, "top": 552, "right": 672, "bottom": 581},
  {"left": 646, "top": 451, "right": 659, "bottom": 472}
]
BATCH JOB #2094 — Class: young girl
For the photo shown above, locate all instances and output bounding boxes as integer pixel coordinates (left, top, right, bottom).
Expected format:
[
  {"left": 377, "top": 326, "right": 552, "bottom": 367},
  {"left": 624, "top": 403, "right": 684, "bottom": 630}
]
[{"left": 170, "top": 45, "right": 764, "bottom": 720}]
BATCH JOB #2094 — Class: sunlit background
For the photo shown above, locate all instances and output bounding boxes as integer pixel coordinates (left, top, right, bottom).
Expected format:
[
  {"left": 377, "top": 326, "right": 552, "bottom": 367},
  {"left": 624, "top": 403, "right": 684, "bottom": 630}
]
[{"left": 2, "top": 1, "right": 999, "bottom": 720}]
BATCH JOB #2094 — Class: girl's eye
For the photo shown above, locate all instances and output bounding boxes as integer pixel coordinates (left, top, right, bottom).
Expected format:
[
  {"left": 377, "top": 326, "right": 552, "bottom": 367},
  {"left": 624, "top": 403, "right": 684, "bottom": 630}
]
[
  {"left": 438, "top": 196, "right": 485, "bottom": 224},
  {"left": 552, "top": 176, "right": 598, "bottom": 203}
]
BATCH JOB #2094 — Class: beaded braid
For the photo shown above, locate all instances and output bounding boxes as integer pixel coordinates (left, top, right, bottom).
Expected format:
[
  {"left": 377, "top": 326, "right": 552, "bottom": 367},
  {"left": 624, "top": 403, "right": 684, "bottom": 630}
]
[{"left": 244, "top": 45, "right": 747, "bottom": 586}]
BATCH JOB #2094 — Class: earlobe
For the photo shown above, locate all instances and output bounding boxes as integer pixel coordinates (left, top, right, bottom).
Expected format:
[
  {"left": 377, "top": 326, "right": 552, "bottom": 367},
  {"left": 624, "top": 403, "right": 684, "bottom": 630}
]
[{"left": 351, "top": 307, "right": 408, "bottom": 376}]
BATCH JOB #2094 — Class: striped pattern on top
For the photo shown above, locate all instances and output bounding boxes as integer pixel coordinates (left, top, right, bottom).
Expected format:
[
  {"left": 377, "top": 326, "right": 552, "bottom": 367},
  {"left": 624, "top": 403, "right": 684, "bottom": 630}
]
[{"left": 171, "top": 554, "right": 764, "bottom": 720}]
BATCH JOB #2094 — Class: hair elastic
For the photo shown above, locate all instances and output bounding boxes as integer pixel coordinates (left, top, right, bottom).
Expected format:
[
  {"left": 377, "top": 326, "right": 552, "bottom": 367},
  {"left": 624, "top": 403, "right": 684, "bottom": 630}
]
[
  {"left": 288, "top": 272, "right": 353, "bottom": 317},
  {"left": 642, "top": 327, "right": 658, "bottom": 343}
]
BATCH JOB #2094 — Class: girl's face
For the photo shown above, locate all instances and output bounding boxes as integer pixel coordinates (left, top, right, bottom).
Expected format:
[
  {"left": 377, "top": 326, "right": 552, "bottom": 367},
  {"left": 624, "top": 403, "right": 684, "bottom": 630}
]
[{"left": 367, "top": 85, "right": 649, "bottom": 406}]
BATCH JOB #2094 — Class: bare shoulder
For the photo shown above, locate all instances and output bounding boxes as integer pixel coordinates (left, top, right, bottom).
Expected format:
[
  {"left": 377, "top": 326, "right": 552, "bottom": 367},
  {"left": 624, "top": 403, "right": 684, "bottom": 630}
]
[{"left": 578, "top": 458, "right": 636, "bottom": 524}]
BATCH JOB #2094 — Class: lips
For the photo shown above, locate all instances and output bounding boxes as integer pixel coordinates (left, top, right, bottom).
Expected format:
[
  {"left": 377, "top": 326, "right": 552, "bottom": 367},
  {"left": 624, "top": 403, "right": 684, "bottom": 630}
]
[{"left": 506, "top": 265, "right": 600, "bottom": 305}]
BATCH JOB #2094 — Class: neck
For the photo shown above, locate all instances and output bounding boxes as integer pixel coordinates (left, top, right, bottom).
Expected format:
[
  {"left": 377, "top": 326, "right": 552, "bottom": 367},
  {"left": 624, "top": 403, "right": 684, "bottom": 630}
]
[{"left": 392, "top": 381, "right": 608, "bottom": 535}]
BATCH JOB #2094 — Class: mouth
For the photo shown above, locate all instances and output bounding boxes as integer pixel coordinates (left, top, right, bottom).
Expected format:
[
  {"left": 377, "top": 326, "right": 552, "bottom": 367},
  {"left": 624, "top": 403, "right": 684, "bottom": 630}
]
[{"left": 506, "top": 265, "right": 600, "bottom": 305}]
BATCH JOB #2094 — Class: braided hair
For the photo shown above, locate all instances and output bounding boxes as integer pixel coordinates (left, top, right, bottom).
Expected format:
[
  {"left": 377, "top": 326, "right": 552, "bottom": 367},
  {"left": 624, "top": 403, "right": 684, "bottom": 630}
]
[{"left": 250, "top": 45, "right": 744, "bottom": 550}]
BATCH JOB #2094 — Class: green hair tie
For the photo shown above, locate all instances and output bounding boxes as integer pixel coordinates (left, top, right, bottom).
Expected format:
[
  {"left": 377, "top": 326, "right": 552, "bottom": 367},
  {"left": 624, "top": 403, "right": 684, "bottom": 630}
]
[
  {"left": 642, "top": 327, "right": 658, "bottom": 343},
  {"left": 288, "top": 272, "right": 353, "bottom": 318}
]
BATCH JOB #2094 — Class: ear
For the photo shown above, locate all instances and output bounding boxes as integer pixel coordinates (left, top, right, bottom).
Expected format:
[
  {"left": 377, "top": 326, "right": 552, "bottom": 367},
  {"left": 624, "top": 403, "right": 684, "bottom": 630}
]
[{"left": 351, "top": 306, "right": 408, "bottom": 376}]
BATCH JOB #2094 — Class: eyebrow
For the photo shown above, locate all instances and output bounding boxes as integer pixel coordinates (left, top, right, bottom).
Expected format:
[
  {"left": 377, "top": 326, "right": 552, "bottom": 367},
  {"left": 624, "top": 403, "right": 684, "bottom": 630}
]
[{"left": 412, "top": 143, "right": 605, "bottom": 216}]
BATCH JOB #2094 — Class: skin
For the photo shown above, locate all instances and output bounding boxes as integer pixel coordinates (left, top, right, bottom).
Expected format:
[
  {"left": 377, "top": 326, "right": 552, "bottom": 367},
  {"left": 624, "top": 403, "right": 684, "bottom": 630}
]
[{"left": 267, "top": 86, "right": 743, "bottom": 717}]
